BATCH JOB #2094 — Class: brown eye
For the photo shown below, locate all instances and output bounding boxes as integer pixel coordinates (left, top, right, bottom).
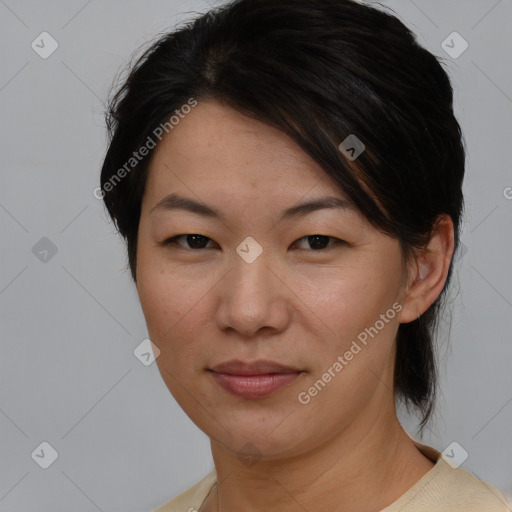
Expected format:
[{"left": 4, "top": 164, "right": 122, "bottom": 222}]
[
  {"left": 161, "top": 234, "right": 216, "bottom": 249},
  {"left": 291, "top": 235, "right": 343, "bottom": 251}
]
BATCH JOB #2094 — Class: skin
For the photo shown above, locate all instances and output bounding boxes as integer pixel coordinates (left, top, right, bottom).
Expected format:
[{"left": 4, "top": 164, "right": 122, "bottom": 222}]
[{"left": 136, "top": 100, "right": 454, "bottom": 512}]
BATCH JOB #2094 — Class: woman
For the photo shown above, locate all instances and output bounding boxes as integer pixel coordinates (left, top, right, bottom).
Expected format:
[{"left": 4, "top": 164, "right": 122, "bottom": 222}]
[{"left": 99, "top": 0, "right": 510, "bottom": 510}]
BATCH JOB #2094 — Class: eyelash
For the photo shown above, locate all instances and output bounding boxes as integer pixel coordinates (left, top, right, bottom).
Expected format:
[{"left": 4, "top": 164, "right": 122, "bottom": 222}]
[{"left": 159, "top": 234, "right": 346, "bottom": 252}]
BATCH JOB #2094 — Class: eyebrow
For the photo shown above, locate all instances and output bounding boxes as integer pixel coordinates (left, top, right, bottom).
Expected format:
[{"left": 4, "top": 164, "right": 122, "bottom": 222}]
[{"left": 149, "top": 193, "right": 354, "bottom": 221}]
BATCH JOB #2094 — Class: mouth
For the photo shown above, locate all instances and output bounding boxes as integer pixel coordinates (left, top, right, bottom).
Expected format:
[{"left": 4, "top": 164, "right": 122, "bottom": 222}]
[{"left": 208, "top": 359, "right": 304, "bottom": 399}]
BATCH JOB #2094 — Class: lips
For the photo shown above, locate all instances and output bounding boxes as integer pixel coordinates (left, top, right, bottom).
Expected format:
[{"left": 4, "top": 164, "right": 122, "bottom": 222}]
[
  {"left": 210, "top": 359, "right": 302, "bottom": 376},
  {"left": 209, "top": 359, "right": 304, "bottom": 399}
]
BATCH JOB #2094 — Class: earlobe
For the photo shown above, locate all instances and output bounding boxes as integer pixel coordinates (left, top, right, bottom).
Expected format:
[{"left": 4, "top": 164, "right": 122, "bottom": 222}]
[{"left": 399, "top": 215, "right": 455, "bottom": 324}]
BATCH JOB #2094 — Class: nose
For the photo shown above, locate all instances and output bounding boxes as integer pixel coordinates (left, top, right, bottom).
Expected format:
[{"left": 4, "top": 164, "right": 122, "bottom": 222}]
[{"left": 214, "top": 250, "right": 291, "bottom": 338}]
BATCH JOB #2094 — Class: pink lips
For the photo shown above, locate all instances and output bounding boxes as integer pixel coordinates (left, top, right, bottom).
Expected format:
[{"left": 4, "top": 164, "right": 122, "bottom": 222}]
[{"left": 209, "top": 359, "right": 303, "bottom": 399}]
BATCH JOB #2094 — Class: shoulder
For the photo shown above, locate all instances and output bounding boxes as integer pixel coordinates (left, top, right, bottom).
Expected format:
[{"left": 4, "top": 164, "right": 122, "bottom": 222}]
[
  {"left": 383, "top": 443, "right": 511, "bottom": 512},
  {"left": 153, "top": 470, "right": 217, "bottom": 512},
  {"left": 427, "top": 461, "right": 510, "bottom": 511}
]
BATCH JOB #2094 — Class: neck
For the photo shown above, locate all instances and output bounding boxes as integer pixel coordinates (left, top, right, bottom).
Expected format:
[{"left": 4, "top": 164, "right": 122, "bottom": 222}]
[{"left": 205, "top": 407, "right": 434, "bottom": 512}]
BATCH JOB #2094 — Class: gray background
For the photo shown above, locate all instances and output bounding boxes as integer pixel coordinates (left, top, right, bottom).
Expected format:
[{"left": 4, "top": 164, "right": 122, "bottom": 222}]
[{"left": 1, "top": 0, "right": 511, "bottom": 510}]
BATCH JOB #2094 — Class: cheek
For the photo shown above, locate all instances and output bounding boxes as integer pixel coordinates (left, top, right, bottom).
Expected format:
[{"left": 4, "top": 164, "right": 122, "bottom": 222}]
[
  {"left": 291, "top": 248, "right": 403, "bottom": 407},
  {"left": 295, "top": 276, "right": 401, "bottom": 424},
  {"left": 137, "top": 268, "right": 181, "bottom": 340},
  {"left": 137, "top": 269, "right": 209, "bottom": 344},
  {"left": 136, "top": 242, "right": 193, "bottom": 349},
  {"left": 136, "top": 261, "right": 213, "bottom": 407},
  {"left": 292, "top": 255, "right": 402, "bottom": 345}
]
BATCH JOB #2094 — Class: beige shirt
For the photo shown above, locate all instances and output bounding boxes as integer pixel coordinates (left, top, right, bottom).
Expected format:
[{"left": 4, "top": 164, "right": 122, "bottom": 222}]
[{"left": 154, "top": 443, "right": 511, "bottom": 512}]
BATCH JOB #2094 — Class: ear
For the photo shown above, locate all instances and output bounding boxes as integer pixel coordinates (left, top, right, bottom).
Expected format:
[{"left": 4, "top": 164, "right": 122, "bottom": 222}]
[{"left": 399, "top": 214, "right": 455, "bottom": 324}]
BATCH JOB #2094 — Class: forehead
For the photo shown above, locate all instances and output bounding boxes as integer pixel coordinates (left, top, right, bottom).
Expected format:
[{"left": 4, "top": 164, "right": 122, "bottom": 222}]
[
  {"left": 139, "top": 102, "right": 383, "bottom": 240},
  {"left": 145, "top": 100, "right": 341, "bottom": 199}
]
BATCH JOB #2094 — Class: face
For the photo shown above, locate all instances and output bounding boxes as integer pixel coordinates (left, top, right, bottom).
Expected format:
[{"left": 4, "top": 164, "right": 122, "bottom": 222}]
[{"left": 136, "top": 100, "right": 410, "bottom": 460}]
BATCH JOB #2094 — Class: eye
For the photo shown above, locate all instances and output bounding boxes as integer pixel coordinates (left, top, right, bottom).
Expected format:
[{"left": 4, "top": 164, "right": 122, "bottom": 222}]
[
  {"left": 291, "top": 235, "right": 344, "bottom": 251},
  {"left": 159, "top": 234, "right": 217, "bottom": 250},
  {"left": 159, "top": 234, "right": 345, "bottom": 252}
]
